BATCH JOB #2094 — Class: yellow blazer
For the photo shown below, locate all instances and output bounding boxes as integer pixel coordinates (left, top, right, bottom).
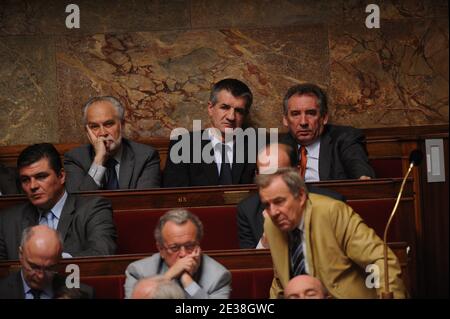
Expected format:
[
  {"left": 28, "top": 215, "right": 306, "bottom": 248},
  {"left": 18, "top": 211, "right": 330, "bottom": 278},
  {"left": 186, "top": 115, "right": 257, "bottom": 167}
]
[{"left": 265, "top": 193, "right": 407, "bottom": 299}]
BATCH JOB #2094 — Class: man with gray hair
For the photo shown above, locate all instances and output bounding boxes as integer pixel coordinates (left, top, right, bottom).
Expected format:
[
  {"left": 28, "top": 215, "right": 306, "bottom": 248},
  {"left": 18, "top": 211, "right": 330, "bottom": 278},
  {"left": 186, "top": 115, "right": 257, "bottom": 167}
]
[
  {"left": 64, "top": 96, "right": 161, "bottom": 191},
  {"left": 257, "top": 167, "right": 406, "bottom": 299},
  {"left": 124, "top": 209, "right": 231, "bottom": 299},
  {"left": 131, "top": 275, "right": 185, "bottom": 299},
  {"left": 0, "top": 225, "right": 93, "bottom": 299}
]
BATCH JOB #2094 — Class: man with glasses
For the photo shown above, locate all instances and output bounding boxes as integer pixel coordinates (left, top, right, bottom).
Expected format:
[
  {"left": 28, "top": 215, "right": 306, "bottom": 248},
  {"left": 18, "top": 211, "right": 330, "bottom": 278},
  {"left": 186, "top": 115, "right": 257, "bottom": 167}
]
[
  {"left": 0, "top": 225, "right": 93, "bottom": 299},
  {"left": 124, "top": 209, "right": 231, "bottom": 298}
]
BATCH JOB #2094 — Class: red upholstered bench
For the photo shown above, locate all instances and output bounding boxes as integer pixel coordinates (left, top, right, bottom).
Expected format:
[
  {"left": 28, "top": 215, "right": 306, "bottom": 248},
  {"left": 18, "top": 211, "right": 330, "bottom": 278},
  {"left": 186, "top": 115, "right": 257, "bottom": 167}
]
[
  {"left": 114, "top": 206, "right": 239, "bottom": 254},
  {"left": 347, "top": 199, "right": 397, "bottom": 240},
  {"left": 82, "top": 275, "right": 125, "bottom": 299},
  {"left": 230, "top": 268, "right": 273, "bottom": 299},
  {"left": 369, "top": 158, "right": 403, "bottom": 178}
]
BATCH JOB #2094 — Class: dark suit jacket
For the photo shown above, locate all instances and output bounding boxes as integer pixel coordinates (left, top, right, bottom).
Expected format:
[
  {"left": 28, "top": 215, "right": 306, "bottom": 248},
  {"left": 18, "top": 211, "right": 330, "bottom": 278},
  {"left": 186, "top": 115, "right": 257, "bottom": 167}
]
[
  {"left": 0, "top": 164, "right": 20, "bottom": 195},
  {"left": 64, "top": 138, "right": 161, "bottom": 192},
  {"left": 237, "top": 185, "right": 346, "bottom": 249},
  {"left": 280, "top": 124, "right": 375, "bottom": 180},
  {"left": 0, "top": 194, "right": 117, "bottom": 260},
  {"left": 163, "top": 130, "right": 256, "bottom": 187},
  {"left": 0, "top": 271, "right": 94, "bottom": 299}
]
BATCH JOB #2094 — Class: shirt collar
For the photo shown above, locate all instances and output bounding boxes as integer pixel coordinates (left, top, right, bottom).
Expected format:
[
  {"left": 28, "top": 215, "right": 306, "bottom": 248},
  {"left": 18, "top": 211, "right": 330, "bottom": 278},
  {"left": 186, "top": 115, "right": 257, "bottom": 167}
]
[
  {"left": 39, "top": 191, "right": 68, "bottom": 220},
  {"left": 207, "top": 128, "right": 234, "bottom": 149}
]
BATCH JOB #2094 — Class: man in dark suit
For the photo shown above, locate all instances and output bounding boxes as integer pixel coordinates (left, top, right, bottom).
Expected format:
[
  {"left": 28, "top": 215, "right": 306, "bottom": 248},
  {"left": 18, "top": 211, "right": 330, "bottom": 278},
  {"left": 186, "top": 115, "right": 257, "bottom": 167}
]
[
  {"left": 0, "top": 225, "right": 94, "bottom": 299},
  {"left": 280, "top": 83, "right": 375, "bottom": 181},
  {"left": 163, "top": 79, "right": 257, "bottom": 187},
  {"left": 238, "top": 143, "right": 346, "bottom": 249},
  {"left": 0, "top": 143, "right": 117, "bottom": 260},
  {"left": 0, "top": 163, "right": 20, "bottom": 195},
  {"left": 64, "top": 96, "right": 161, "bottom": 192}
]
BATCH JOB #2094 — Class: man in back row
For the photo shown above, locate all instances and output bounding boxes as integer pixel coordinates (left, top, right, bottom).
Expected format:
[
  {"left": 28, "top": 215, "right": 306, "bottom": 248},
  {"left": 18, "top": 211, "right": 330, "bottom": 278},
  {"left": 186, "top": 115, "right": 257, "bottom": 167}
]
[
  {"left": 163, "top": 79, "right": 256, "bottom": 187},
  {"left": 64, "top": 96, "right": 161, "bottom": 191},
  {"left": 0, "top": 143, "right": 117, "bottom": 260},
  {"left": 280, "top": 83, "right": 375, "bottom": 181}
]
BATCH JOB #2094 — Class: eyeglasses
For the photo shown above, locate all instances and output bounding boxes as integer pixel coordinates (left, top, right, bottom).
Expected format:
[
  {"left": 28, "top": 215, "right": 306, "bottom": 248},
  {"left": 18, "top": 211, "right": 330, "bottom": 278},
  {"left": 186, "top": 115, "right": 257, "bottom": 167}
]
[
  {"left": 163, "top": 241, "right": 199, "bottom": 254},
  {"left": 23, "top": 260, "right": 58, "bottom": 275}
]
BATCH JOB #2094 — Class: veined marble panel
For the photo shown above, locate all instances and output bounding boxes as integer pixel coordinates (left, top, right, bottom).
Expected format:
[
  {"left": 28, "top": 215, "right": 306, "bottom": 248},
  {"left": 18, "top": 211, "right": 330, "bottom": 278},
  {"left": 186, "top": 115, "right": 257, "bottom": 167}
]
[
  {"left": 329, "top": 18, "right": 448, "bottom": 127},
  {"left": 0, "top": 36, "right": 58, "bottom": 145},
  {"left": 56, "top": 26, "right": 329, "bottom": 142}
]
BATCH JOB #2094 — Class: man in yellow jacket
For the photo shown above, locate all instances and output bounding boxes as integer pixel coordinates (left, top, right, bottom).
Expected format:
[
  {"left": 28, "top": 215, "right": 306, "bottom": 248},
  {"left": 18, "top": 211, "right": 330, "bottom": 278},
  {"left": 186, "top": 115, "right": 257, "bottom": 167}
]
[{"left": 257, "top": 167, "right": 406, "bottom": 299}]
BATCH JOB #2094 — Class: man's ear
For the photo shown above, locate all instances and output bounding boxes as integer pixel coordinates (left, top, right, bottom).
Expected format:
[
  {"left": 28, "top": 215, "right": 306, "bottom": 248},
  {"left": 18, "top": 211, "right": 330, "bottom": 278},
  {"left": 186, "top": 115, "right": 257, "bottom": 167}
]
[
  {"left": 59, "top": 168, "right": 66, "bottom": 185},
  {"left": 322, "top": 113, "right": 329, "bottom": 126},
  {"left": 282, "top": 115, "right": 288, "bottom": 127},
  {"left": 207, "top": 101, "right": 214, "bottom": 116}
]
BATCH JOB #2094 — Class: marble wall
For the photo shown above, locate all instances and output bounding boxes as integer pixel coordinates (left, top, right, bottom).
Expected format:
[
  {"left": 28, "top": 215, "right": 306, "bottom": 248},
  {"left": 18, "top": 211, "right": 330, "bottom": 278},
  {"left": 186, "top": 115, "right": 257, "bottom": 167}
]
[{"left": 0, "top": 0, "right": 448, "bottom": 145}]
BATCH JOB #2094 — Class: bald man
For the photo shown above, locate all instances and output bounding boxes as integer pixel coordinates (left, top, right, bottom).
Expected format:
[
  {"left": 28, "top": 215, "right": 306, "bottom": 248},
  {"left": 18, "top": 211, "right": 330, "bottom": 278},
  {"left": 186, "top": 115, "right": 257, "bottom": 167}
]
[
  {"left": 237, "top": 143, "right": 346, "bottom": 248},
  {"left": 285, "top": 275, "right": 328, "bottom": 299},
  {"left": 0, "top": 225, "right": 93, "bottom": 299},
  {"left": 131, "top": 275, "right": 185, "bottom": 299}
]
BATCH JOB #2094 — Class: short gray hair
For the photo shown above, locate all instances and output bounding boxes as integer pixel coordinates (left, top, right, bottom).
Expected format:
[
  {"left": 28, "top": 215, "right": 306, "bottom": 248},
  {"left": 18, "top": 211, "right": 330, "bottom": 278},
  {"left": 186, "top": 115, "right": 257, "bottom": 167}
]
[
  {"left": 255, "top": 167, "right": 308, "bottom": 198},
  {"left": 82, "top": 96, "right": 125, "bottom": 124},
  {"left": 20, "top": 225, "right": 63, "bottom": 249},
  {"left": 154, "top": 209, "right": 204, "bottom": 246}
]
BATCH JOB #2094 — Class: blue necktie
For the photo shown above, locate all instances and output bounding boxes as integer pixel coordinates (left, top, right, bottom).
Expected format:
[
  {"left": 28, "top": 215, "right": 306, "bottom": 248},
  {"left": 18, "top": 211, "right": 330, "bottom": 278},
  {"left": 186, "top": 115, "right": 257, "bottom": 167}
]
[
  {"left": 290, "top": 228, "right": 306, "bottom": 277},
  {"left": 105, "top": 158, "right": 119, "bottom": 190},
  {"left": 39, "top": 211, "right": 55, "bottom": 229},
  {"left": 218, "top": 144, "right": 232, "bottom": 185}
]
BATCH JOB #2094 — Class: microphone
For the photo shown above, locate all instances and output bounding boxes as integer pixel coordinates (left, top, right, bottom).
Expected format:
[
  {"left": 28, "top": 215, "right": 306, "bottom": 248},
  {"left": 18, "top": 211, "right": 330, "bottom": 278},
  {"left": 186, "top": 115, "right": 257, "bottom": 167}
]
[{"left": 381, "top": 149, "right": 423, "bottom": 299}]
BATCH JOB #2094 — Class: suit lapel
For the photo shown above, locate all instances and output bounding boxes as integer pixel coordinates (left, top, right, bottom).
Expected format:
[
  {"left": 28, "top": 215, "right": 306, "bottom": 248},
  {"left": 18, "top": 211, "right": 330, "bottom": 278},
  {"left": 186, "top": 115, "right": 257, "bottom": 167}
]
[
  {"left": 119, "top": 140, "right": 134, "bottom": 189},
  {"left": 265, "top": 218, "right": 290, "bottom": 288},
  {"left": 303, "top": 197, "right": 315, "bottom": 276},
  {"left": 319, "top": 130, "right": 332, "bottom": 180},
  {"left": 57, "top": 195, "right": 75, "bottom": 241},
  {"left": 21, "top": 203, "right": 39, "bottom": 231}
]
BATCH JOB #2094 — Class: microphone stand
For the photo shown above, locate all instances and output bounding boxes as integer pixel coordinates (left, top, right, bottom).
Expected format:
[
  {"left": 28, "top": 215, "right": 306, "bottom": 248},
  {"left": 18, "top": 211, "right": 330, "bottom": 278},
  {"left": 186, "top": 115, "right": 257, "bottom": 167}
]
[{"left": 381, "top": 162, "right": 414, "bottom": 299}]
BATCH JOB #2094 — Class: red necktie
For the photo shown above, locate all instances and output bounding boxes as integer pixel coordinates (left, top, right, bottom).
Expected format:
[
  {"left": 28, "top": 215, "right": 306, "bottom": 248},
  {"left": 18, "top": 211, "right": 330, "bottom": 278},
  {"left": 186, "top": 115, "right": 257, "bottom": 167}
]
[{"left": 298, "top": 146, "right": 307, "bottom": 179}]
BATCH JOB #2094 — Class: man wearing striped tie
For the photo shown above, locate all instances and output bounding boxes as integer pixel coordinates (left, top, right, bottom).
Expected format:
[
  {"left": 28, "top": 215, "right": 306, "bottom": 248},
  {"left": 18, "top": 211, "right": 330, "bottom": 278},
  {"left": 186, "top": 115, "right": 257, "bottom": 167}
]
[{"left": 257, "top": 167, "right": 406, "bottom": 299}]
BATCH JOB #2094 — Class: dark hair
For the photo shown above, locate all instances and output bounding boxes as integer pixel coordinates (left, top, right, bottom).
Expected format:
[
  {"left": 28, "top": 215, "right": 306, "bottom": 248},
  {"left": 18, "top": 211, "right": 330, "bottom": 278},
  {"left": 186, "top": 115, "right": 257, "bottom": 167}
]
[
  {"left": 283, "top": 83, "right": 328, "bottom": 116},
  {"left": 17, "top": 143, "right": 63, "bottom": 175},
  {"left": 209, "top": 78, "right": 253, "bottom": 112}
]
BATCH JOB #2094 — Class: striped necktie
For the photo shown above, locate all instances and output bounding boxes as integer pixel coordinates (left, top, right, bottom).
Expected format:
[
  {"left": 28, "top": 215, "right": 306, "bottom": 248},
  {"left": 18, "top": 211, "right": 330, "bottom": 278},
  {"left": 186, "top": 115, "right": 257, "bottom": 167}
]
[{"left": 290, "top": 228, "right": 306, "bottom": 277}]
